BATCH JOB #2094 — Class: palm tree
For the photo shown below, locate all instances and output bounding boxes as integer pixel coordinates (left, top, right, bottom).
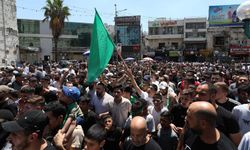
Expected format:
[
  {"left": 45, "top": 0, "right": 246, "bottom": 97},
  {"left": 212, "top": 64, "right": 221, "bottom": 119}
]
[{"left": 43, "top": 0, "right": 70, "bottom": 62}]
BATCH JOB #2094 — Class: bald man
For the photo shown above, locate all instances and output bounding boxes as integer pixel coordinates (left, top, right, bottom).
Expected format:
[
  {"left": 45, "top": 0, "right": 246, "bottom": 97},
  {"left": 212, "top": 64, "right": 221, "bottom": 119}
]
[
  {"left": 195, "top": 83, "right": 241, "bottom": 146},
  {"left": 123, "top": 116, "right": 162, "bottom": 150},
  {"left": 184, "top": 101, "right": 237, "bottom": 150}
]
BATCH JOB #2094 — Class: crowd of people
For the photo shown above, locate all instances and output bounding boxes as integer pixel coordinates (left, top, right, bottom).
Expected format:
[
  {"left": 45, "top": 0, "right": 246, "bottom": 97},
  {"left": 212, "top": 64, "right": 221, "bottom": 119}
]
[{"left": 0, "top": 59, "right": 249, "bottom": 150}]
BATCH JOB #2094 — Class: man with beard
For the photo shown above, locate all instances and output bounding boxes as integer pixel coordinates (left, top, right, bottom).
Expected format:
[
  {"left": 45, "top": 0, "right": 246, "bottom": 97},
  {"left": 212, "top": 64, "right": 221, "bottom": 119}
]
[
  {"left": 90, "top": 82, "right": 114, "bottom": 115},
  {"left": 43, "top": 101, "right": 66, "bottom": 142},
  {"left": 109, "top": 85, "right": 131, "bottom": 128},
  {"left": 195, "top": 83, "right": 241, "bottom": 146},
  {"left": 184, "top": 101, "right": 237, "bottom": 150},
  {"left": 1, "top": 110, "right": 56, "bottom": 150},
  {"left": 123, "top": 116, "right": 162, "bottom": 150},
  {"left": 170, "top": 88, "right": 193, "bottom": 128}
]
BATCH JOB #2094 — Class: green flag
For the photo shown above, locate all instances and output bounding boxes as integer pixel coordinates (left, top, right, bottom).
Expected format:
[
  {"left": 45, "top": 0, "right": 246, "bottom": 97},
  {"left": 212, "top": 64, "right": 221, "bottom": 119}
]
[{"left": 87, "top": 9, "right": 115, "bottom": 83}]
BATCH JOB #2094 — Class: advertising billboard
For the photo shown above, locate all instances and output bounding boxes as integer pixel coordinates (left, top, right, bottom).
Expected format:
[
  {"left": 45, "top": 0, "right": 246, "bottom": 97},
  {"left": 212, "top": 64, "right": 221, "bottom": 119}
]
[
  {"left": 209, "top": 5, "right": 243, "bottom": 27},
  {"left": 115, "top": 16, "right": 141, "bottom": 57}
]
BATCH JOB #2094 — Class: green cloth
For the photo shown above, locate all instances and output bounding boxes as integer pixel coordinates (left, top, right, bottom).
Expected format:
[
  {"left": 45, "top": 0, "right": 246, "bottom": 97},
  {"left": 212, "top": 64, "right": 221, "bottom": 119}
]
[
  {"left": 87, "top": 9, "right": 115, "bottom": 83},
  {"left": 130, "top": 95, "right": 136, "bottom": 105}
]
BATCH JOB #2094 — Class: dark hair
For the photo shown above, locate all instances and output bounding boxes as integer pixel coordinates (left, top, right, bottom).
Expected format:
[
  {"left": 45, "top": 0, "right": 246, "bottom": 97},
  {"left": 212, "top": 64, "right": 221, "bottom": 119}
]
[
  {"left": 85, "top": 124, "right": 107, "bottom": 143},
  {"left": 238, "top": 84, "right": 250, "bottom": 94},
  {"left": 44, "top": 101, "right": 66, "bottom": 118},
  {"left": 150, "top": 84, "right": 158, "bottom": 92},
  {"left": 160, "top": 111, "right": 173, "bottom": 122},
  {"left": 201, "top": 82, "right": 217, "bottom": 95},
  {"left": 124, "top": 86, "right": 132, "bottom": 95},
  {"left": 195, "top": 109, "right": 217, "bottom": 127},
  {"left": 214, "top": 82, "right": 228, "bottom": 93}
]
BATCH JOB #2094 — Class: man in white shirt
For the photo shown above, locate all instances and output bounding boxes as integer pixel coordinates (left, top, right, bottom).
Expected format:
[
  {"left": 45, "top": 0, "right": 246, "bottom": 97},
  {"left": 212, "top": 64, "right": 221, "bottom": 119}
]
[
  {"left": 90, "top": 82, "right": 114, "bottom": 115},
  {"left": 109, "top": 85, "right": 131, "bottom": 128}
]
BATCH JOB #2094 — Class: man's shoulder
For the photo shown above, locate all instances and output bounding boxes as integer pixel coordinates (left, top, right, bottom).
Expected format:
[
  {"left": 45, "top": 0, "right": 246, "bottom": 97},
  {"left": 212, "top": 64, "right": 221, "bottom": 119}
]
[
  {"left": 227, "top": 98, "right": 241, "bottom": 105},
  {"left": 145, "top": 138, "right": 162, "bottom": 150},
  {"left": 44, "top": 140, "right": 57, "bottom": 150},
  {"left": 104, "top": 92, "right": 114, "bottom": 100}
]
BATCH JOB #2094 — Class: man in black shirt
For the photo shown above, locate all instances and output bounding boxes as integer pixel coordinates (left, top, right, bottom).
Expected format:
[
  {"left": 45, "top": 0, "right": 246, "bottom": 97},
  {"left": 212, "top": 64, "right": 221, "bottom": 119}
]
[
  {"left": 184, "top": 101, "right": 237, "bottom": 150},
  {"left": 195, "top": 83, "right": 241, "bottom": 146},
  {"left": 2, "top": 110, "right": 56, "bottom": 150},
  {"left": 123, "top": 116, "right": 162, "bottom": 150},
  {"left": 78, "top": 95, "right": 98, "bottom": 133},
  {"left": 171, "top": 89, "right": 193, "bottom": 127},
  {"left": 214, "top": 82, "right": 240, "bottom": 112}
]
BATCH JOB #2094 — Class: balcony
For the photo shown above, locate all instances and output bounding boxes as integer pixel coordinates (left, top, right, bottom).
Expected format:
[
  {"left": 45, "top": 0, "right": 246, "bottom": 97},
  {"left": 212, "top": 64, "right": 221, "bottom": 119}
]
[{"left": 146, "top": 34, "right": 183, "bottom": 40}]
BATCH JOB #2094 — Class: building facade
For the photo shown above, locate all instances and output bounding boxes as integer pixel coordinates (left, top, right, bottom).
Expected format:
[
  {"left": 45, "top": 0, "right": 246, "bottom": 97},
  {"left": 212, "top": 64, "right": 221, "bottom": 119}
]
[
  {"left": 183, "top": 18, "right": 207, "bottom": 61},
  {"left": 18, "top": 19, "right": 92, "bottom": 63},
  {"left": 207, "top": 5, "right": 249, "bottom": 62},
  {"left": 0, "top": 0, "right": 19, "bottom": 66},
  {"left": 115, "top": 16, "right": 141, "bottom": 59},
  {"left": 147, "top": 18, "right": 184, "bottom": 61},
  {"left": 146, "top": 18, "right": 207, "bottom": 61}
]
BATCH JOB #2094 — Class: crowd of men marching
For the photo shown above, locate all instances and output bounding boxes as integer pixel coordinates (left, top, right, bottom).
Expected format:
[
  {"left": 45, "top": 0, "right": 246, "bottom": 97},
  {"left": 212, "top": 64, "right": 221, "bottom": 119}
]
[{"left": 0, "top": 60, "right": 249, "bottom": 150}]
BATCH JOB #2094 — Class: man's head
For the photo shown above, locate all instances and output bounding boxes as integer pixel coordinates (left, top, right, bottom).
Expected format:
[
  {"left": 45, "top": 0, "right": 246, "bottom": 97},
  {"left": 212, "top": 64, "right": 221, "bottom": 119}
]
[
  {"left": 130, "top": 116, "right": 148, "bottom": 147},
  {"left": 84, "top": 124, "right": 107, "bottom": 150},
  {"left": 79, "top": 95, "right": 91, "bottom": 112},
  {"left": 44, "top": 101, "right": 66, "bottom": 132},
  {"left": 0, "top": 85, "right": 15, "bottom": 103},
  {"left": 112, "top": 85, "right": 123, "bottom": 101},
  {"left": 195, "top": 83, "right": 217, "bottom": 103},
  {"left": 123, "top": 86, "right": 132, "bottom": 100},
  {"left": 95, "top": 83, "right": 106, "bottom": 98},
  {"left": 186, "top": 101, "right": 217, "bottom": 135},
  {"left": 153, "top": 92, "right": 163, "bottom": 108},
  {"left": 214, "top": 82, "right": 228, "bottom": 101},
  {"left": 237, "top": 74, "right": 249, "bottom": 86},
  {"left": 160, "top": 111, "right": 172, "bottom": 128},
  {"left": 20, "top": 85, "right": 35, "bottom": 101},
  {"left": 59, "top": 86, "right": 80, "bottom": 105},
  {"left": 2, "top": 110, "right": 48, "bottom": 150},
  {"left": 14, "top": 72, "right": 25, "bottom": 83},
  {"left": 100, "top": 114, "right": 113, "bottom": 130},
  {"left": 179, "top": 89, "right": 193, "bottom": 108},
  {"left": 159, "top": 82, "right": 169, "bottom": 96},
  {"left": 147, "top": 84, "right": 158, "bottom": 97},
  {"left": 131, "top": 98, "right": 148, "bottom": 117},
  {"left": 21, "top": 95, "right": 45, "bottom": 114},
  {"left": 40, "top": 75, "right": 50, "bottom": 87},
  {"left": 211, "top": 71, "right": 223, "bottom": 84},
  {"left": 238, "top": 84, "right": 250, "bottom": 104}
]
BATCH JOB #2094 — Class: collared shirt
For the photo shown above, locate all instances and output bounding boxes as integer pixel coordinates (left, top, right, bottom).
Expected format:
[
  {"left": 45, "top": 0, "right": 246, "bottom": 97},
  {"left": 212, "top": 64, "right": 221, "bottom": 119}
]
[
  {"left": 109, "top": 97, "right": 131, "bottom": 128},
  {"left": 90, "top": 92, "right": 114, "bottom": 115}
]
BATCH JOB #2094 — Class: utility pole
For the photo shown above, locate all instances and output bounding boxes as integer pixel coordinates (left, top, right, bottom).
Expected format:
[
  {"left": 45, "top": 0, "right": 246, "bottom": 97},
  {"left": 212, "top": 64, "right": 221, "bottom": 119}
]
[{"left": 1, "top": 0, "right": 7, "bottom": 66}]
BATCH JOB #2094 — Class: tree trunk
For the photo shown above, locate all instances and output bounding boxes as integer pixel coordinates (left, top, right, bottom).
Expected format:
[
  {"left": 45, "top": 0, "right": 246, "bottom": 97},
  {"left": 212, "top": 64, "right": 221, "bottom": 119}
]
[{"left": 54, "top": 39, "right": 58, "bottom": 62}]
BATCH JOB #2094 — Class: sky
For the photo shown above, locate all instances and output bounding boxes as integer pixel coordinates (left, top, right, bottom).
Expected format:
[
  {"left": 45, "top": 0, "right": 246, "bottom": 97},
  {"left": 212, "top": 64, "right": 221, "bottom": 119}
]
[{"left": 16, "top": 0, "right": 248, "bottom": 31}]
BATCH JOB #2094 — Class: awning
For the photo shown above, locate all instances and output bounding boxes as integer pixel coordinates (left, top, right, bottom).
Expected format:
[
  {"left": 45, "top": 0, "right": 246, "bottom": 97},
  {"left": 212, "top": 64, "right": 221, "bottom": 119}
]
[{"left": 20, "top": 46, "right": 40, "bottom": 52}]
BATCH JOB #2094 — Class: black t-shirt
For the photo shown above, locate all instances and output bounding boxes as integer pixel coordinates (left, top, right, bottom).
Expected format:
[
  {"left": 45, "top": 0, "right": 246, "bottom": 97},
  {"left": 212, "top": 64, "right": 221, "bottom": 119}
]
[
  {"left": 185, "top": 132, "right": 237, "bottom": 150},
  {"left": 81, "top": 110, "right": 98, "bottom": 133},
  {"left": 216, "top": 106, "right": 240, "bottom": 137},
  {"left": 103, "top": 127, "right": 122, "bottom": 150},
  {"left": 44, "top": 141, "right": 57, "bottom": 150},
  {"left": 170, "top": 104, "right": 187, "bottom": 127},
  {"left": 123, "top": 137, "right": 162, "bottom": 150},
  {"left": 216, "top": 98, "right": 240, "bottom": 112}
]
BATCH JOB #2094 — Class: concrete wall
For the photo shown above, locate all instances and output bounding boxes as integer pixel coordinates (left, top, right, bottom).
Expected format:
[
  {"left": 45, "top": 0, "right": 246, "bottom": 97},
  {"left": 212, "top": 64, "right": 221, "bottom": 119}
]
[
  {"left": 40, "top": 21, "right": 53, "bottom": 61},
  {"left": 0, "top": 0, "right": 19, "bottom": 66}
]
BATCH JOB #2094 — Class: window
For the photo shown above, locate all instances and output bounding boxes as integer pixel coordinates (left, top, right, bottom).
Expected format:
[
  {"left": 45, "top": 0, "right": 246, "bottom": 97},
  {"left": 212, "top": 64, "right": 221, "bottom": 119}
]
[
  {"left": 158, "top": 43, "right": 165, "bottom": 49},
  {"left": 17, "top": 20, "right": 40, "bottom": 34},
  {"left": 186, "top": 22, "right": 206, "bottom": 29}
]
